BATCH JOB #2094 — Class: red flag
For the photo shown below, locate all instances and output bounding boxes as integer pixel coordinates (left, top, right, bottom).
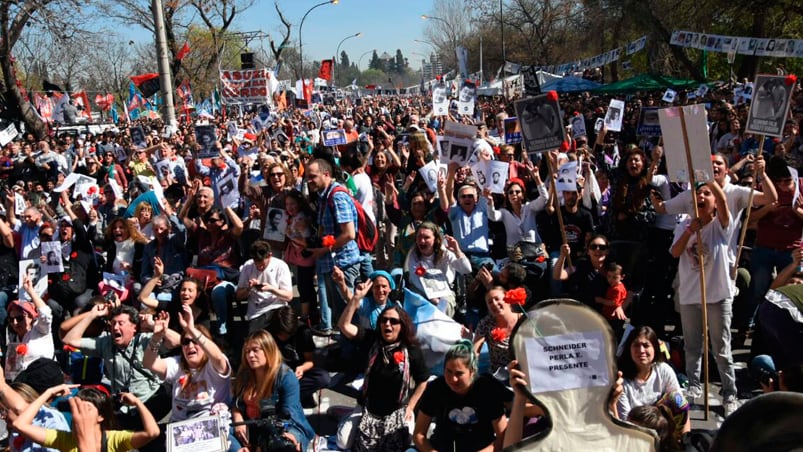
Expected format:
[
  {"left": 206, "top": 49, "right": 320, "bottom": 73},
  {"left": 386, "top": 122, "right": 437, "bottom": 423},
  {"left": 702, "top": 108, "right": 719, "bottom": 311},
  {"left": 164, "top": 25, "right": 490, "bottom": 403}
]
[
  {"left": 94, "top": 93, "right": 114, "bottom": 111},
  {"left": 177, "top": 42, "right": 191, "bottom": 61},
  {"left": 130, "top": 73, "right": 160, "bottom": 98},
  {"left": 318, "top": 59, "right": 333, "bottom": 81},
  {"left": 71, "top": 91, "right": 92, "bottom": 119}
]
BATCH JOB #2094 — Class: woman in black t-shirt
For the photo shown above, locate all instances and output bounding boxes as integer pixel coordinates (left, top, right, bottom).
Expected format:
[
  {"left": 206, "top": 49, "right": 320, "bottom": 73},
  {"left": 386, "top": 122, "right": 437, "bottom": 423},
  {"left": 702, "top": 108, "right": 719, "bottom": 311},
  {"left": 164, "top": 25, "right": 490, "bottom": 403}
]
[
  {"left": 414, "top": 340, "right": 511, "bottom": 452},
  {"left": 553, "top": 234, "right": 623, "bottom": 318},
  {"left": 338, "top": 283, "right": 429, "bottom": 451}
]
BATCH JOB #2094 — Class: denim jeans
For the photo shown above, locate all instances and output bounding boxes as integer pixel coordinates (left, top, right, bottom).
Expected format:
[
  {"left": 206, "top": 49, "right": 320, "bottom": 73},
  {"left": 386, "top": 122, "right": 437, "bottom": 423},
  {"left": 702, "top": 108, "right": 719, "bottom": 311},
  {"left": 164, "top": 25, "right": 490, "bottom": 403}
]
[
  {"left": 679, "top": 299, "right": 737, "bottom": 399},
  {"left": 749, "top": 246, "right": 792, "bottom": 327},
  {"left": 319, "top": 263, "right": 359, "bottom": 330},
  {"left": 211, "top": 281, "right": 236, "bottom": 336}
]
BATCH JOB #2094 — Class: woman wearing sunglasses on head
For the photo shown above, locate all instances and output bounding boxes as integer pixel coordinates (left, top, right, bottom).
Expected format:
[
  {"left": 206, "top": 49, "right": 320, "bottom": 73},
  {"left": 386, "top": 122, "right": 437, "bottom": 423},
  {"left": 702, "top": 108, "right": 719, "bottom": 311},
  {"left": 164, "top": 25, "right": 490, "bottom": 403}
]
[
  {"left": 337, "top": 287, "right": 429, "bottom": 451},
  {"left": 142, "top": 305, "right": 239, "bottom": 450}
]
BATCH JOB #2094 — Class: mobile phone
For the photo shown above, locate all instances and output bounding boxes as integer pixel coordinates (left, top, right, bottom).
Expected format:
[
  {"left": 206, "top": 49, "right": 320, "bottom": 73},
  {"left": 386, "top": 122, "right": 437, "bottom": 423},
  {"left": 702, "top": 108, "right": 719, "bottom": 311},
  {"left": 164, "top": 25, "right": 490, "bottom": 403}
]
[
  {"left": 104, "top": 290, "right": 116, "bottom": 303},
  {"left": 482, "top": 262, "right": 494, "bottom": 272}
]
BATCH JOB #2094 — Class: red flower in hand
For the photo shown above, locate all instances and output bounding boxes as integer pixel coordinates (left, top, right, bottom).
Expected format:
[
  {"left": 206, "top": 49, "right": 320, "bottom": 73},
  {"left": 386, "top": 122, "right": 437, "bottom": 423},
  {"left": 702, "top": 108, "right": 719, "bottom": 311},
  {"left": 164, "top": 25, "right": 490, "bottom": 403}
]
[
  {"left": 491, "top": 327, "right": 508, "bottom": 343},
  {"left": 560, "top": 141, "right": 571, "bottom": 152},
  {"left": 16, "top": 344, "right": 28, "bottom": 356},
  {"left": 504, "top": 287, "right": 527, "bottom": 306},
  {"left": 415, "top": 264, "right": 426, "bottom": 277},
  {"left": 322, "top": 235, "right": 336, "bottom": 248},
  {"left": 546, "top": 90, "right": 559, "bottom": 101},
  {"left": 785, "top": 74, "right": 797, "bottom": 86},
  {"left": 393, "top": 350, "right": 405, "bottom": 365}
]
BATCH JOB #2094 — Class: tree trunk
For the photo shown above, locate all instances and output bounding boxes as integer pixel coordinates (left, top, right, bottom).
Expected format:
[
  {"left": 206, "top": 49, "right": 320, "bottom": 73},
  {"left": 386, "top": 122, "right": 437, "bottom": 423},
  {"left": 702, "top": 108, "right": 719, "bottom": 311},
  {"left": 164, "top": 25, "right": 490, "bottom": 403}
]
[{"left": 1, "top": 59, "right": 46, "bottom": 139}]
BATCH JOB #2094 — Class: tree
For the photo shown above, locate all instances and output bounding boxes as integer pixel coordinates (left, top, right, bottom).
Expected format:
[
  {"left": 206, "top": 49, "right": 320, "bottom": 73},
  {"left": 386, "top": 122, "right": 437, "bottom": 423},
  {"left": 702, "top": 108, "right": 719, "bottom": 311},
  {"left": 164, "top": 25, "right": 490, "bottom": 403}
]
[
  {"left": 394, "top": 49, "right": 406, "bottom": 74},
  {"left": 368, "top": 50, "right": 381, "bottom": 70},
  {"left": 0, "top": 0, "right": 95, "bottom": 138},
  {"left": 340, "top": 51, "right": 350, "bottom": 70}
]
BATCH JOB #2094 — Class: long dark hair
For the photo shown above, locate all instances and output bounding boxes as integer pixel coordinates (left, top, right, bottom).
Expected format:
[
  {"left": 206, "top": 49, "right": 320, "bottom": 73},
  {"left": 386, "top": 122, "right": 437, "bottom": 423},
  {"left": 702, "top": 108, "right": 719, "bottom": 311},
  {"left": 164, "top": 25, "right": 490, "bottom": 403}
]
[
  {"left": 612, "top": 147, "right": 652, "bottom": 216},
  {"left": 379, "top": 304, "right": 418, "bottom": 348},
  {"left": 617, "top": 325, "right": 664, "bottom": 380},
  {"left": 77, "top": 387, "right": 118, "bottom": 431}
]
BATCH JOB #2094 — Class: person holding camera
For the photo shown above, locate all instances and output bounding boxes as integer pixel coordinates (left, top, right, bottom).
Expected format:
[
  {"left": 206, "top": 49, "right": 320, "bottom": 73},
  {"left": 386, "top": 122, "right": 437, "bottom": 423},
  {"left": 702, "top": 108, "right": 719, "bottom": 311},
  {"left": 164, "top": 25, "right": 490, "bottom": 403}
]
[
  {"left": 231, "top": 330, "right": 314, "bottom": 452},
  {"left": 143, "top": 306, "right": 240, "bottom": 451},
  {"left": 62, "top": 304, "right": 179, "bottom": 432}
]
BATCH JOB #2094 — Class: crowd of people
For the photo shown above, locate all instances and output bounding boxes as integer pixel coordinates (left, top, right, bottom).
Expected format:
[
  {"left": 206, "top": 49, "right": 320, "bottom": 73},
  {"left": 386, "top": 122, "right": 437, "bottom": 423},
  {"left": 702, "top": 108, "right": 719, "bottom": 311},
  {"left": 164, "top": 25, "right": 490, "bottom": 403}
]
[{"left": 0, "top": 79, "right": 801, "bottom": 451}]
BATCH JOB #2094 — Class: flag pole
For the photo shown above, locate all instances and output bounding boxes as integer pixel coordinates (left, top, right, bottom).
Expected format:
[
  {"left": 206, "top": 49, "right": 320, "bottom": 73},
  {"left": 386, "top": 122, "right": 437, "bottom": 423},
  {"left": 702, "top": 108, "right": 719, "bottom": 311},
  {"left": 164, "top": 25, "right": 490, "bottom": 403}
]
[
  {"left": 545, "top": 152, "right": 572, "bottom": 270},
  {"left": 679, "top": 106, "right": 710, "bottom": 420}
]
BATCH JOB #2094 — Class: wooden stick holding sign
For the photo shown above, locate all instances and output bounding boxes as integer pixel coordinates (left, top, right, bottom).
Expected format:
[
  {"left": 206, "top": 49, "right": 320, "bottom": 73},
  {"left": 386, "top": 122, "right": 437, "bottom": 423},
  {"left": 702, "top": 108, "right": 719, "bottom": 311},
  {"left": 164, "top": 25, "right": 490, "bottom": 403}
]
[
  {"left": 545, "top": 152, "right": 572, "bottom": 270},
  {"left": 731, "top": 135, "right": 764, "bottom": 280},
  {"left": 678, "top": 106, "right": 711, "bottom": 420}
]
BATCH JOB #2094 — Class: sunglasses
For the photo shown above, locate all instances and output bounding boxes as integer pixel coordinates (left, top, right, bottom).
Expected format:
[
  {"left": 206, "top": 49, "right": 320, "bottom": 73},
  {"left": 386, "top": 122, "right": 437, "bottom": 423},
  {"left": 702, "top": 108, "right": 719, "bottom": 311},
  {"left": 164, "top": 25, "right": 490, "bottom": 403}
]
[
  {"left": 507, "top": 190, "right": 522, "bottom": 195},
  {"left": 459, "top": 194, "right": 475, "bottom": 199},
  {"left": 269, "top": 172, "right": 285, "bottom": 178},
  {"left": 378, "top": 317, "right": 401, "bottom": 325},
  {"left": 589, "top": 243, "right": 608, "bottom": 251},
  {"left": 9, "top": 315, "right": 27, "bottom": 323},
  {"left": 181, "top": 337, "right": 198, "bottom": 346}
]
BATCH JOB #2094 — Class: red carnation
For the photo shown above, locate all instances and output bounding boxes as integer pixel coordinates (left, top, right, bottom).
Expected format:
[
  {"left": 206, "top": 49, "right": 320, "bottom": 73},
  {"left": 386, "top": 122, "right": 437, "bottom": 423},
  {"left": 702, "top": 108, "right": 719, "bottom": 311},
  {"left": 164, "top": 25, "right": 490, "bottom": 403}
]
[
  {"left": 178, "top": 374, "right": 188, "bottom": 387},
  {"left": 393, "top": 350, "right": 405, "bottom": 364},
  {"left": 87, "top": 186, "right": 98, "bottom": 195},
  {"left": 560, "top": 141, "right": 571, "bottom": 152},
  {"left": 493, "top": 146, "right": 501, "bottom": 155},
  {"left": 546, "top": 90, "right": 559, "bottom": 101},
  {"left": 504, "top": 287, "right": 527, "bottom": 306},
  {"left": 70, "top": 251, "right": 78, "bottom": 259},
  {"left": 16, "top": 344, "right": 28, "bottom": 356},
  {"left": 491, "top": 327, "right": 508, "bottom": 343},
  {"left": 321, "top": 235, "right": 336, "bottom": 248},
  {"left": 785, "top": 74, "right": 797, "bottom": 86},
  {"left": 415, "top": 264, "right": 426, "bottom": 277},
  {"left": 535, "top": 255, "right": 546, "bottom": 263},
  {"left": 62, "top": 273, "right": 70, "bottom": 281}
]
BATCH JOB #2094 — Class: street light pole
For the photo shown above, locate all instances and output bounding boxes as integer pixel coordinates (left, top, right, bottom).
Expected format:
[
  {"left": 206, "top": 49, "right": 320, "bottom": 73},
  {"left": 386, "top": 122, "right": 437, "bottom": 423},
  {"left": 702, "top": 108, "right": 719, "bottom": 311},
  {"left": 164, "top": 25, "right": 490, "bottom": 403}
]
[
  {"left": 421, "top": 14, "right": 455, "bottom": 72},
  {"left": 299, "top": 0, "right": 338, "bottom": 94},
  {"left": 333, "top": 32, "right": 362, "bottom": 87}
]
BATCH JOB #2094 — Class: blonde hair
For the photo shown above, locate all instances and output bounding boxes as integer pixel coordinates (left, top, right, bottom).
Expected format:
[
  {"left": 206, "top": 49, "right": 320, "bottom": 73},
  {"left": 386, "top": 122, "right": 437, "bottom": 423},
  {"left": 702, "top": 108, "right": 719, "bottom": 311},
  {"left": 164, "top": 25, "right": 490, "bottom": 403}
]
[{"left": 233, "top": 331, "right": 284, "bottom": 401}]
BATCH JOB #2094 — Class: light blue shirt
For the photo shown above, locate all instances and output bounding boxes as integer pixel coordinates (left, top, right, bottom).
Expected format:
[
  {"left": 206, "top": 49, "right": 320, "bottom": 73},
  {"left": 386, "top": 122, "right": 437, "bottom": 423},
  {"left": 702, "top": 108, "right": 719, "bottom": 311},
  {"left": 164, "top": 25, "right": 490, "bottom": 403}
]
[{"left": 448, "top": 197, "right": 490, "bottom": 255}]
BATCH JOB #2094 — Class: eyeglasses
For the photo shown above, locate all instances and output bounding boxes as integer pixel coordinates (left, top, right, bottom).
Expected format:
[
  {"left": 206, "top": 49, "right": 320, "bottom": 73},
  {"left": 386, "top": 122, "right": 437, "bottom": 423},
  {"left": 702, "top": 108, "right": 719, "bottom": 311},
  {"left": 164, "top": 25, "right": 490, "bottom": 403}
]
[
  {"left": 9, "top": 316, "right": 27, "bottom": 323},
  {"left": 378, "top": 317, "right": 401, "bottom": 325},
  {"left": 181, "top": 337, "right": 198, "bottom": 346},
  {"left": 269, "top": 172, "right": 285, "bottom": 178},
  {"left": 589, "top": 243, "right": 608, "bottom": 251},
  {"left": 507, "top": 190, "right": 522, "bottom": 195}
]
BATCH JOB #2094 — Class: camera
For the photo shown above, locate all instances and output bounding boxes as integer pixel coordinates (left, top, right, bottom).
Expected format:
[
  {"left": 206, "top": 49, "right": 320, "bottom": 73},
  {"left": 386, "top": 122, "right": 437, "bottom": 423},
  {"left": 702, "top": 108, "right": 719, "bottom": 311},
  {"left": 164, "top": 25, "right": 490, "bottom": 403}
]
[{"left": 232, "top": 401, "right": 296, "bottom": 452}]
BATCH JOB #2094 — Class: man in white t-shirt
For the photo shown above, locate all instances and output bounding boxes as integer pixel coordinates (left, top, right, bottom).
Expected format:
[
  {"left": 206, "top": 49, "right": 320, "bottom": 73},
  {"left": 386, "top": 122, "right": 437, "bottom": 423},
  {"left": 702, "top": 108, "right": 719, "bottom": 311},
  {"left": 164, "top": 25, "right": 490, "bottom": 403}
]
[{"left": 235, "top": 240, "right": 293, "bottom": 332}]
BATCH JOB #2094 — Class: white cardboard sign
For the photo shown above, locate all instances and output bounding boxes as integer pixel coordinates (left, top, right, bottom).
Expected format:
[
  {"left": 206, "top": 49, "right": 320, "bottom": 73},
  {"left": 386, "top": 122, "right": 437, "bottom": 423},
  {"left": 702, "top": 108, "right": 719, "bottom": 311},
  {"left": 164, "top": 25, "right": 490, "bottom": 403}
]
[
  {"left": 658, "top": 104, "right": 713, "bottom": 184},
  {"left": 523, "top": 330, "right": 610, "bottom": 393}
]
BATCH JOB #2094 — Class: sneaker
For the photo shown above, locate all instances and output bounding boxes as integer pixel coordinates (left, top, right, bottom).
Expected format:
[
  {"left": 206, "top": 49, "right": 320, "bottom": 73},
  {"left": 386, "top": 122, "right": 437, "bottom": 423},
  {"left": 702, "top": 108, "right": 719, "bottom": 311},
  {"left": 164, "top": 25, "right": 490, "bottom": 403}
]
[
  {"left": 723, "top": 397, "right": 741, "bottom": 417},
  {"left": 684, "top": 385, "right": 703, "bottom": 402}
]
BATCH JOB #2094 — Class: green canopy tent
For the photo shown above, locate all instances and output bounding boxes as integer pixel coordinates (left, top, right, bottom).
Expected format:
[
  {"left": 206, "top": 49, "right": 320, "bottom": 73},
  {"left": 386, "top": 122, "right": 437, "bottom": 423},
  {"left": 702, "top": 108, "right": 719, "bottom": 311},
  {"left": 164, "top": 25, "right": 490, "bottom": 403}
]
[{"left": 593, "top": 73, "right": 701, "bottom": 94}]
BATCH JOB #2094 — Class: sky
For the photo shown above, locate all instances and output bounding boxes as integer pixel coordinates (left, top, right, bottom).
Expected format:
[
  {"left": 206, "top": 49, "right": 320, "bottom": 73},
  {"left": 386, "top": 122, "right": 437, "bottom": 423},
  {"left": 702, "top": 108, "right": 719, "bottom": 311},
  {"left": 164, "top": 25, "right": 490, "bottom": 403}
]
[{"left": 237, "top": 0, "right": 438, "bottom": 70}]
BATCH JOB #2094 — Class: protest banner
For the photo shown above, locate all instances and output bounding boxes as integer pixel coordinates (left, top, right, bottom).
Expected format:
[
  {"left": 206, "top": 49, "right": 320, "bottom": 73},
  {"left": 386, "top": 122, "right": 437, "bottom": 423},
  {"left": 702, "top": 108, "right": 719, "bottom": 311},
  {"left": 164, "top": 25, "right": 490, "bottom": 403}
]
[
  {"left": 570, "top": 115, "right": 587, "bottom": 138},
  {"left": 130, "top": 126, "right": 147, "bottom": 149},
  {"left": 514, "top": 92, "right": 566, "bottom": 155},
  {"left": 432, "top": 83, "right": 449, "bottom": 116},
  {"left": 457, "top": 81, "right": 476, "bottom": 115},
  {"left": 219, "top": 68, "right": 273, "bottom": 105},
  {"left": 0, "top": 122, "right": 18, "bottom": 146},
  {"left": 194, "top": 125, "right": 218, "bottom": 159},
  {"left": 488, "top": 160, "right": 510, "bottom": 194},
  {"left": 322, "top": 129, "right": 347, "bottom": 147},
  {"left": 744, "top": 74, "right": 795, "bottom": 138},
  {"left": 636, "top": 107, "right": 662, "bottom": 137},
  {"left": 504, "top": 117, "right": 522, "bottom": 144},
  {"left": 604, "top": 99, "right": 625, "bottom": 132},
  {"left": 419, "top": 160, "right": 441, "bottom": 193}
]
